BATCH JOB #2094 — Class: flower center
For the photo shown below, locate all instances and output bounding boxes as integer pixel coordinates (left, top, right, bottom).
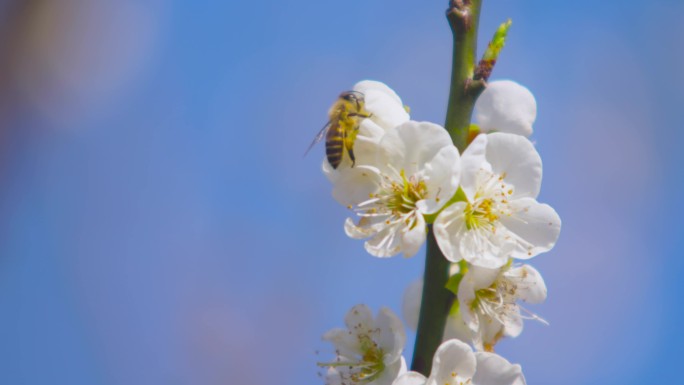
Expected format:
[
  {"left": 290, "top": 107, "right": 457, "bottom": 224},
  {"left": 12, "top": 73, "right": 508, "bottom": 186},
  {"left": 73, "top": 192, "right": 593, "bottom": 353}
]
[
  {"left": 319, "top": 333, "right": 387, "bottom": 384},
  {"left": 464, "top": 198, "right": 499, "bottom": 230},
  {"left": 472, "top": 275, "right": 515, "bottom": 323},
  {"left": 463, "top": 170, "right": 513, "bottom": 230},
  {"left": 382, "top": 169, "right": 427, "bottom": 216},
  {"left": 350, "top": 334, "right": 386, "bottom": 383},
  {"left": 356, "top": 168, "right": 427, "bottom": 227}
]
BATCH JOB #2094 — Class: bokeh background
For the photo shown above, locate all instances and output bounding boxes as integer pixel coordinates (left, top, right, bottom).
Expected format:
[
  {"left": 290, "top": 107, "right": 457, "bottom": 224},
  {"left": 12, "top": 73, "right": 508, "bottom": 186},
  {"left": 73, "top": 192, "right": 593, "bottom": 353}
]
[{"left": 0, "top": 1, "right": 681, "bottom": 384}]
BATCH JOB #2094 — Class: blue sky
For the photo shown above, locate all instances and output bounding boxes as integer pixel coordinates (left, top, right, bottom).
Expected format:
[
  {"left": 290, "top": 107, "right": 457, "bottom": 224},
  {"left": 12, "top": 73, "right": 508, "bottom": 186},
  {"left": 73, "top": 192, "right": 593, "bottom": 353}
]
[{"left": 0, "top": 1, "right": 682, "bottom": 384}]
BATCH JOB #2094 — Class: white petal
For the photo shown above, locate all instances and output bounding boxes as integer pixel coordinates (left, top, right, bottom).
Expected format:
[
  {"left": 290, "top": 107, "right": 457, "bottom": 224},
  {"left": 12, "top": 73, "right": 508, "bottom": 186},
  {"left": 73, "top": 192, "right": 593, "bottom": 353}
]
[
  {"left": 344, "top": 304, "right": 375, "bottom": 335},
  {"left": 351, "top": 121, "right": 385, "bottom": 167},
  {"left": 499, "top": 198, "right": 561, "bottom": 259},
  {"left": 459, "top": 225, "right": 509, "bottom": 269},
  {"left": 427, "top": 339, "right": 477, "bottom": 385},
  {"left": 433, "top": 202, "right": 468, "bottom": 263},
  {"left": 375, "top": 357, "right": 407, "bottom": 385},
  {"left": 484, "top": 133, "right": 542, "bottom": 199},
  {"left": 398, "top": 356, "right": 408, "bottom": 376},
  {"left": 477, "top": 316, "right": 506, "bottom": 350},
  {"left": 332, "top": 166, "right": 382, "bottom": 207},
  {"left": 473, "top": 352, "right": 526, "bottom": 385},
  {"left": 459, "top": 267, "right": 502, "bottom": 341},
  {"left": 457, "top": 276, "right": 480, "bottom": 333},
  {"left": 344, "top": 217, "right": 378, "bottom": 240},
  {"left": 464, "top": 265, "right": 500, "bottom": 290},
  {"left": 392, "top": 372, "right": 426, "bottom": 385},
  {"left": 322, "top": 328, "right": 360, "bottom": 358},
  {"left": 400, "top": 214, "right": 427, "bottom": 258},
  {"left": 322, "top": 157, "right": 337, "bottom": 183},
  {"left": 378, "top": 121, "right": 453, "bottom": 178},
  {"left": 418, "top": 145, "right": 461, "bottom": 214},
  {"left": 499, "top": 304, "right": 523, "bottom": 338},
  {"left": 376, "top": 307, "right": 406, "bottom": 365},
  {"left": 459, "top": 133, "right": 491, "bottom": 199},
  {"left": 354, "top": 80, "right": 403, "bottom": 105},
  {"left": 505, "top": 265, "right": 547, "bottom": 304},
  {"left": 326, "top": 367, "right": 344, "bottom": 385},
  {"left": 401, "top": 279, "right": 423, "bottom": 331},
  {"left": 444, "top": 309, "right": 474, "bottom": 344},
  {"left": 474, "top": 80, "right": 536, "bottom": 137},
  {"left": 354, "top": 80, "right": 410, "bottom": 130},
  {"left": 357, "top": 117, "right": 387, "bottom": 142},
  {"left": 365, "top": 223, "right": 403, "bottom": 258}
]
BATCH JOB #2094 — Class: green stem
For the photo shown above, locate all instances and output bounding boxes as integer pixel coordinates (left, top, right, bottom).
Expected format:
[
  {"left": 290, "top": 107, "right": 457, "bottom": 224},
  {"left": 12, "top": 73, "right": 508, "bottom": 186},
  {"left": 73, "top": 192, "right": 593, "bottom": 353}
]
[
  {"left": 411, "top": 225, "right": 453, "bottom": 374},
  {"left": 410, "top": 0, "right": 484, "bottom": 375},
  {"left": 444, "top": 0, "right": 485, "bottom": 153}
]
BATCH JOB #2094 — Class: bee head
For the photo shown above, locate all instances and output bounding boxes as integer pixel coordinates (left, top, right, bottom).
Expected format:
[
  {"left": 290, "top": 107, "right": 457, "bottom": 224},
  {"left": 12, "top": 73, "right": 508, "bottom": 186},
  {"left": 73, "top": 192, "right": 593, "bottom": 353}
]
[{"left": 340, "top": 91, "right": 365, "bottom": 103}]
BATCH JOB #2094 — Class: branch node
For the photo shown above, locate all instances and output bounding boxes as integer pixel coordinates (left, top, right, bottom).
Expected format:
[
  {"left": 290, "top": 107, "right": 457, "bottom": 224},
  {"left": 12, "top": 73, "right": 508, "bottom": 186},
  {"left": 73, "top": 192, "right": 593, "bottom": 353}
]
[
  {"left": 465, "top": 78, "right": 486, "bottom": 94},
  {"left": 446, "top": 0, "right": 471, "bottom": 30}
]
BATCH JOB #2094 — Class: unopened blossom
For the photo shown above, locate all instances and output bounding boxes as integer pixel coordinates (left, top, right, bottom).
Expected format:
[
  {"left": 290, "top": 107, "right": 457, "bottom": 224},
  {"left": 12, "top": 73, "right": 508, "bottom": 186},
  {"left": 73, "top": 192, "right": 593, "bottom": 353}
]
[
  {"left": 354, "top": 80, "right": 410, "bottom": 133},
  {"left": 334, "top": 121, "right": 461, "bottom": 257},
  {"left": 474, "top": 80, "right": 536, "bottom": 137},
  {"left": 323, "top": 80, "right": 410, "bottom": 179},
  {"left": 392, "top": 339, "right": 526, "bottom": 385},
  {"left": 434, "top": 132, "right": 561, "bottom": 268},
  {"left": 320, "top": 304, "right": 407, "bottom": 385},
  {"left": 459, "top": 263, "right": 547, "bottom": 351}
]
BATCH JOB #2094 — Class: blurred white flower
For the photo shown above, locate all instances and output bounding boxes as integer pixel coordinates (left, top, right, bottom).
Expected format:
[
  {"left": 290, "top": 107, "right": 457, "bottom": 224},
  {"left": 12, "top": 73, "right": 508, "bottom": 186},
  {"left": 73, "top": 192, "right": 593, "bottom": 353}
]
[
  {"left": 323, "top": 80, "right": 410, "bottom": 179},
  {"left": 321, "top": 304, "right": 407, "bottom": 385},
  {"left": 459, "top": 263, "right": 547, "bottom": 351},
  {"left": 401, "top": 278, "right": 471, "bottom": 344},
  {"left": 334, "top": 121, "right": 461, "bottom": 258},
  {"left": 9, "top": 0, "right": 161, "bottom": 125},
  {"left": 474, "top": 80, "right": 536, "bottom": 137},
  {"left": 434, "top": 132, "right": 561, "bottom": 268},
  {"left": 400, "top": 279, "right": 423, "bottom": 332},
  {"left": 392, "top": 339, "right": 526, "bottom": 385}
]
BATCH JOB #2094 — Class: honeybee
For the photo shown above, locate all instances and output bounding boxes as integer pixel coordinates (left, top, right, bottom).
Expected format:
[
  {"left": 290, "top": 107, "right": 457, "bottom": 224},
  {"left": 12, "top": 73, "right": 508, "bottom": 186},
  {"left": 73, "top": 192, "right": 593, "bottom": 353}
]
[{"left": 306, "top": 91, "right": 372, "bottom": 169}]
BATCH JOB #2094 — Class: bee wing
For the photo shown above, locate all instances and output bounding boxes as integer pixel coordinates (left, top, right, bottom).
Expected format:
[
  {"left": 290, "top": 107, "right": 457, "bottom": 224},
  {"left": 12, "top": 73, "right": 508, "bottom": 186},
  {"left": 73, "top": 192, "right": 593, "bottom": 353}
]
[{"left": 304, "top": 121, "right": 332, "bottom": 156}]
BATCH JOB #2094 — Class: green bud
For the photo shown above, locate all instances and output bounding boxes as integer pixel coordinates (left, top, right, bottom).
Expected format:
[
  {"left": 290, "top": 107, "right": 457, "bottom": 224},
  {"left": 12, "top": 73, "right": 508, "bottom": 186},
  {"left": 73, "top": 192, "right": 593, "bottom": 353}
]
[
  {"left": 474, "top": 19, "right": 512, "bottom": 81},
  {"left": 483, "top": 19, "right": 512, "bottom": 61}
]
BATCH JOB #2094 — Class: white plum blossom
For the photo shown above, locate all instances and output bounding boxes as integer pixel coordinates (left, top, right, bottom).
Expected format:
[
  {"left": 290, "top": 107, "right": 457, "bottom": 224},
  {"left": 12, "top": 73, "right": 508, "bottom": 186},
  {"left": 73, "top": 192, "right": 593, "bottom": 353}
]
[
  {"left": 321, "top": 304, "right": 407, "bottom": 385},
  {"left": 458, "top": 263, "right": 547, "bottom": 351},
  {"left": 474, "top": 80, "right": 536, "bottom": 137},
  {"left": 354, "top": 80, "right": 410, "bottom": 133},
  {"left": 324, "top": 80, "right": 410, "bottom": 180},
  {"left": 392, "top": 339, "right": 526, "bottom": 385},
  {"left": 434, "top": 132, "right": 561, "bottom": 268},
  {"left": 334, "top": 121, "right": 461, "bottom": 258}
]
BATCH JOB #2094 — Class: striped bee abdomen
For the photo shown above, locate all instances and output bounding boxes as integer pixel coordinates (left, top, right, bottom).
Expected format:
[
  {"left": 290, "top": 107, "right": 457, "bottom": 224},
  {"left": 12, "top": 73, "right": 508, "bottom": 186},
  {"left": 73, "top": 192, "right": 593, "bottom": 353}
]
[{"left": 325, "top": 122, "right": 345, "bottom": 169}]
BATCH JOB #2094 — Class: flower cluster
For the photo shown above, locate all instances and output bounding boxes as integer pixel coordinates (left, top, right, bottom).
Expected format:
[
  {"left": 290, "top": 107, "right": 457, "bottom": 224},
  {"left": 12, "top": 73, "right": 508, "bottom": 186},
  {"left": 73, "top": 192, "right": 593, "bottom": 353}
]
[
  {"left": 324, "top": 81, "right": 559, "bottom": 264},
  {"left": 394, "top": 339, "right": 525, "bottom": 385},
  {"left": 321, "top": 305, "right": 525, "bottom": 385},
  {"left": 317, "top": 80, "right": 561, "bottom": 385}
]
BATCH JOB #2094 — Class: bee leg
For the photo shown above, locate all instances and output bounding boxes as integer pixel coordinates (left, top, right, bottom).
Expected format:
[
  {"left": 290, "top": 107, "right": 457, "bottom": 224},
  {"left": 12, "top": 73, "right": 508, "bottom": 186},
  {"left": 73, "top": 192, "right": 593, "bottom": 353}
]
[
  {"left": 349, "top": 112, "right": 373, "bottom": 118},
  {"left": 347, "top": 147, "right": 356, "bottom": 167},
  {"left": 343, "top": 127, "right": 358, "bottom": 168}
]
